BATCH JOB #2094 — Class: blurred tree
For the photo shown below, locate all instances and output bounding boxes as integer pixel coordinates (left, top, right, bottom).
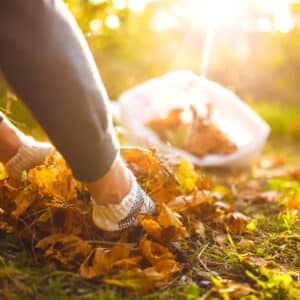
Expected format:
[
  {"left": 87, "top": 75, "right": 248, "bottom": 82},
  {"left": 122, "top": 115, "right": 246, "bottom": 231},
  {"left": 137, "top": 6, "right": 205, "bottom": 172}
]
[
  {"left": 63, "top": 0, "right": 179, "bottom": 98},
  {"left": 291, "top": 1, "right": 300, "bottom": 27}
]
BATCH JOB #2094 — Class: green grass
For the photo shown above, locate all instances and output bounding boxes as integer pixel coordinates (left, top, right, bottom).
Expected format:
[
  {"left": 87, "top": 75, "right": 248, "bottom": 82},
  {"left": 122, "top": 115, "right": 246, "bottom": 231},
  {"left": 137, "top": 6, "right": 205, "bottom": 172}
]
[
  {"left": 251, "top": 102, "right": 300, "bottom": 140},
  {"left": 251, "top": 102, "right": 300, "bottom": 167}
]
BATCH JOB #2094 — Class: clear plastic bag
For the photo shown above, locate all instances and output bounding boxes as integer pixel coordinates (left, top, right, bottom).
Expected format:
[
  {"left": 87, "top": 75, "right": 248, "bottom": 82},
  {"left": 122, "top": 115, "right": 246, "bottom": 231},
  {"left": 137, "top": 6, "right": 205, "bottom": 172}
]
[{"left": 115, "top": 71, "right": 270, "bottom": 167}]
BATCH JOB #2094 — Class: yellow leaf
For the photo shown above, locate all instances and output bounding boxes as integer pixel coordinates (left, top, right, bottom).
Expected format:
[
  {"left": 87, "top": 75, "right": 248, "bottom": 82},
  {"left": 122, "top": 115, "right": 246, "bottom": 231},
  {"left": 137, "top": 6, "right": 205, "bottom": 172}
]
[
  {"left": 157, "top": 203, "right": 187, "bottom": 241},
  {"left": 212, "top": 185, "right": 231, "bottom": 198},
  {"left": 80, "top": 244, "right": 133, "bottom": 279},
  {"left": 158, "top": 203, "right": 183, "bottom": 228},
  {"left": 175, "top": 160, "right": 198, "bottom": 194},
  {"left": 138, "top": 215, "right": 162, "bottom": 241},
  {"left": 27, "top": 152, "right": 78, "bottom": 203},
  {"left": 11, "top": 187, "right": 37, "bottom": 219},
  {"left": 154, "top": 258, "right": 180, "bottom": 274}
]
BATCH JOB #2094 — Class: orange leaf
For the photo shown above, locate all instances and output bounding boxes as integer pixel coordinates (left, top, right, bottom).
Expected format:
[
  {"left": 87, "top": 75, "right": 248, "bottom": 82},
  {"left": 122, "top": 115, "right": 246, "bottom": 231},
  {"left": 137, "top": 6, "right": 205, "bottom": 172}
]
[
  {"left": 224, "top": 212, "right": 250, "bottom": 234},
  {"left": 27, "top": 152, "right": 78, "bottom": 203},
  {"left": 157, "top": 203, "right": 187, "bottom": 241},
  {"left": 80, "top": 244, "right": 133, "bottom": 279},
  {"left": 80, "top": 247, "right": 108, "bottom": 279},
  {"left": 154, "top": 258, "right": 180, "bottom": 275},
  {"left": 138, "top": 215, "right": 162, "bottom": 241},
  {"left": 139, "top": 237, "right": 175, "bottom": 265},
  {"left": 36, "top": 234, "right": 92, "bottom": 268},
  {"left": 11, "top": 187, "right": 37, "bottom": 219}
]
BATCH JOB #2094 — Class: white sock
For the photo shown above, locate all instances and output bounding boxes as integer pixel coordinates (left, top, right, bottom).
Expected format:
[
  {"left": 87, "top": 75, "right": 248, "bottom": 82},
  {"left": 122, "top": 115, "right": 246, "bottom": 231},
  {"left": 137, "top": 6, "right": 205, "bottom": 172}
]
[
  {"left": 92, "top": 169, "right": 156, "bottom": 231},
  {"left": 5, "top": 136, "right": 52, "bottom": 180}
]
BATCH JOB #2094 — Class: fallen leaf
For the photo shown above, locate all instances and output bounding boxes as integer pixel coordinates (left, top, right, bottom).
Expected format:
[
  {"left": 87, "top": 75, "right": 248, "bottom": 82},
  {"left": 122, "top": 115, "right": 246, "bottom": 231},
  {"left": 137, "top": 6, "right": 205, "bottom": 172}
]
[
  {"left": 138, "top": 215, "right": 162, "bottom": 241},
  {"left": 139, "top": 237, "right": 175, "bottom": 265},
  {"left": 224, "top": 212, "right": 250, "bottom": 234},
  {"left": 36, "top": 234, "right": 92, "bottom": 268},
  {"left": 190, "top": 220, "right": 206, "bottom": 238},
  {"left": 11, "top": 187, "right": 38, "bottom": 219},
  {"left": 157, "top": 203, "right": 187, "bottom": 241},
  {"left": 27, "top": 152, "right": 78, "bottom": 203},
  {"left": 80, "top": 244, "right": 133, "bottom": 278},
  {"left": 175, "top": 160, "right": 198, "bottom": 194}
]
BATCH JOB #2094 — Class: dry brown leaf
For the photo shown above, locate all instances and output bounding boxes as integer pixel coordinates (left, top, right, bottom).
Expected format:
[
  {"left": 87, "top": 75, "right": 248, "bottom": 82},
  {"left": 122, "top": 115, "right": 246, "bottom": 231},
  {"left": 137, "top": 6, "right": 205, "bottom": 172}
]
[
  {"left": 157, "top": 203, "right": 183, "bottom": 228},
  {"left": 215, "top": 233, "right": 228, "bottom": 246},
  {"left": 154, "top": 258, "right": 180, "bottom": 274},
  {"left": 147, "top": 105, "right": 237, "bottom": 157},
  {"left": 138, "top": 203, "right": 187, "bottom": 243},
  {"left": 142, "top": 259, "right": 180, "bottom": 285},
  {"left": 214, "top": 280, "right": 253, "bottom": 299},
  {"left": 0, "top": 209, "right": 14, "bottom": 233},
  {"left": 27, "top": 153, "right": 78, "bottom": 203},
  {"left": 224, "top": 212, "right": 250, "bottom": 234},
  {"left": 138, "top": 215, "right": 162, "bottom": 241},
  {"left": 80, "top": 244, "right": 133, "bottom": 279},
  {"left": 109, "top": 256, "right": 143, "bottom": 274},
  {"left": 36, "top": 234, "right": 92, "bottom": 268},
  {"left": 104, "top": 255, "right": 180, "bottom": 293},
  {"left": 122, "top": 147, "right": 179, "bottom": 204},
  {"left": 168, "top": 192, "right": 208, "bottom": 212},
  {"left": 80, "top": 247, "right": 108, "bottom": 279},
  {"left": 0, "top": 180, "right": 19, "bottom": 213},
  {"left": 289, "top": 169, "right": 300, "bottom": 181},
  {"left": 190, "top": 221, "right": 206, "bottom": 238},
  {"left": 139, "top": 237, "right": 175, "bottom": 265},
  {"left": 287, "top": 196, "right": 300, "bottom": 215},
  {"left": 157, "top": 203, "right": 187, "bottom": 241},
  {"left": 237, "top": 238, "right": 255, "bottom": 250},
  {"left": 11, "top": 187, "right": 38, "bottom": 219}
]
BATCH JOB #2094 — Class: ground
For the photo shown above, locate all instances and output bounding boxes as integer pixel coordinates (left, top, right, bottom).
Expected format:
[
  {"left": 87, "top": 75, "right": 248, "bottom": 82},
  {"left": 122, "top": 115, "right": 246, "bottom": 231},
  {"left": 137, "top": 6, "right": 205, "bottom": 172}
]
[{"left": 0, "top": 104, "right": 299, "bottom": 300}]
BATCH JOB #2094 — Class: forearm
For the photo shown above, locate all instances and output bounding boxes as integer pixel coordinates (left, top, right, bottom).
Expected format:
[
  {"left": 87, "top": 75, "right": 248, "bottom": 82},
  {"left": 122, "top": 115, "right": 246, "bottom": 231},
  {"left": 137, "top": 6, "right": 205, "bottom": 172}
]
[{"left": 0, "top": 0, "right": 119, "bottom": 182}]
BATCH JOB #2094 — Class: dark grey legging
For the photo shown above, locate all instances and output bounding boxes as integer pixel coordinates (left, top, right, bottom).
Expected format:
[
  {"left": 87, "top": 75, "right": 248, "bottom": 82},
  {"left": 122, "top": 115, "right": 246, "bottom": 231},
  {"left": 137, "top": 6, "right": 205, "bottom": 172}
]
[{"left": 0, "top": 0, "right": 119, "bottom": 182}]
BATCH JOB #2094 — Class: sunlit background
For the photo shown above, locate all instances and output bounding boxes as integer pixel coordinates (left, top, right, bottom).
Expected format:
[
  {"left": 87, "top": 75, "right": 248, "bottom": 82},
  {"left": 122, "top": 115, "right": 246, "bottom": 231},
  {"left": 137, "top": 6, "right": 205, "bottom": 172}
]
[
  {"left": 64, "top": 0, "right": 300, "bottom": 106},
  {"left": 86, "top": 0, "right": 295, "bottom": 33},
  {"left": 0, "top": 0, "right": 300, "bottom": 139}
]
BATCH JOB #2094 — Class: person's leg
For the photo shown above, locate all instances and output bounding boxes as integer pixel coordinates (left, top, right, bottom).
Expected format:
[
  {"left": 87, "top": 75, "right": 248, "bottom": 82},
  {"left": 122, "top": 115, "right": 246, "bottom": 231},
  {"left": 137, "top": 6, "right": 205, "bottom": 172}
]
[
  {"left": 0, "top": 113, "right": 154, "bottom": 231},
  {"left": 0, "top": 111, "right": 128, "bottom": 204},
  {"left": 0, "top": 0, "right": 155, "bottom": 231},
  {"left": 0, "top": 0, "right": 128, "bottom": 198},
  {"left": 0, "top": 112, "right": 129, "bottom": 202},
  {"left": 0, "top": 111, "right": 155, "bottom": 231}
]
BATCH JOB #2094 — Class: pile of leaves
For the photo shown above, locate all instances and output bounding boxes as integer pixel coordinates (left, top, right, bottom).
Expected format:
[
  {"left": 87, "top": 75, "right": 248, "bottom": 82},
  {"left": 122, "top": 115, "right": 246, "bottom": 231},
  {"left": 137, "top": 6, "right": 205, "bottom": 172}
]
[
  {"left": 147, "top": 105, "right": 237, "bottom": 157},
  {"left": 0, "top": 147, "right": 300, "bottom": 299},
  {"left": 0, "top": 148, "right": 249, "bottom": 292}
]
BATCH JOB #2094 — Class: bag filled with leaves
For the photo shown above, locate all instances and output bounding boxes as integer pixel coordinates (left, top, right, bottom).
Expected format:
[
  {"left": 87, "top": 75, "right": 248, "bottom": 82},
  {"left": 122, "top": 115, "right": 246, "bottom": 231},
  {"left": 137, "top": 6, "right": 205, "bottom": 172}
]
[{"left": 116, "top": 71, "right": 270, "bottom": 167}]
